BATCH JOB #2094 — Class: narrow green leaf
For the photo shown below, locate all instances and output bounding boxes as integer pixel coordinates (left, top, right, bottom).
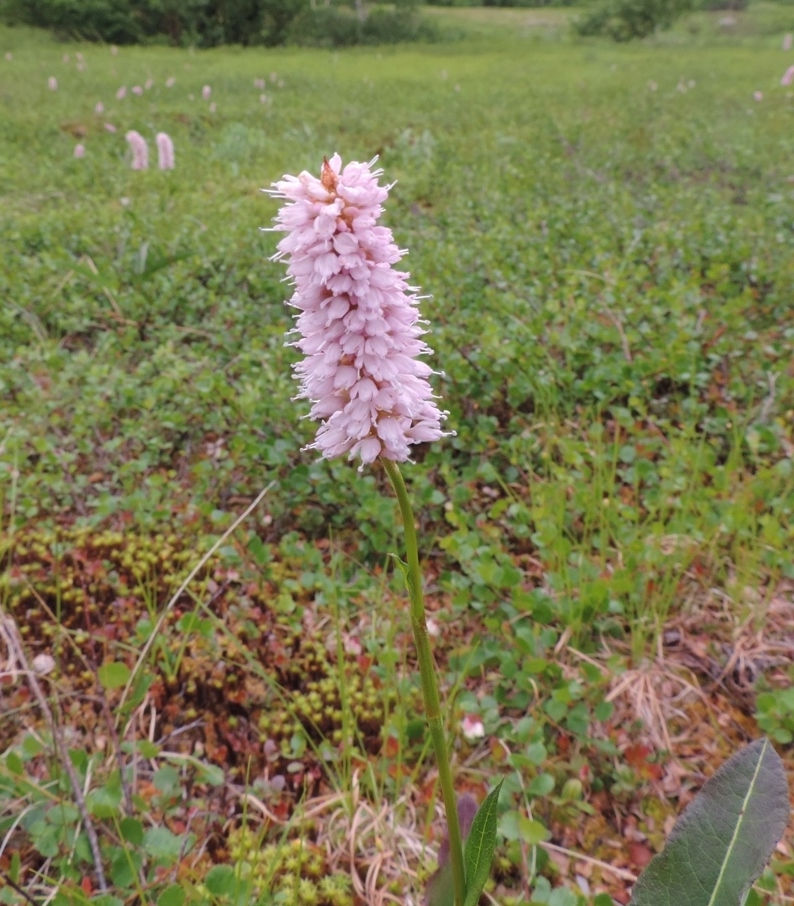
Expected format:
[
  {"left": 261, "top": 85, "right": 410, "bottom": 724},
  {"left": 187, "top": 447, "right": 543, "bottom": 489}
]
[
  {"left": 629, "top": 738, "right": 789, "bottom": 906},
  {"left": 463, "top": 780, "right": 503, "bottom": 906},
  {"left": 98, "top": 661, "right": 131, "bottom": 690}
]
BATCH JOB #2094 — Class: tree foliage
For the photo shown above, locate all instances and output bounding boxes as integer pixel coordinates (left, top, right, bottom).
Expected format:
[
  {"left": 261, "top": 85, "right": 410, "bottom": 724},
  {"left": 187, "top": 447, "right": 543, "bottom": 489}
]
[
  {"left": 574, "top": 0, "right": 692, "bottom": 40},
  {"left": 0, "top": 0, "right": 429, "bottom": 46}
]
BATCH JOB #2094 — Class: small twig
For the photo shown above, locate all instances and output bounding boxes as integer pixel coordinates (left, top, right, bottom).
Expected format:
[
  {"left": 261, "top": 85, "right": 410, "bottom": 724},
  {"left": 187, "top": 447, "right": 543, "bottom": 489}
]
[
  {"left": 539, "top": 840, "right": 638, "bottom": 883},
  {"left": 3, "top": 617, "right": 108, "bottom": 892},
  {"left": 0, "top": 869, "right": 42, "bottom": 906}
]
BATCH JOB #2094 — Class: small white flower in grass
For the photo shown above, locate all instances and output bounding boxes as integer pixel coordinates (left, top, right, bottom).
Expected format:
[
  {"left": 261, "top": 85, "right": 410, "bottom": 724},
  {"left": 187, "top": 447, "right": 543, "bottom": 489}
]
[
  {"left": 259, "top": 93, "right": 268, "bottom": 104},
  {"left": 48, "top": 76, "right": 57, "bottom": 90},
  {"left": 268, "top": 154, "right": 449, "bottom": 466},
  {"left": 32, "top": 653, "right": 55, "bottom": 675},
  {"left": 74, "top": 143, "right": 85, "bottom": 158},
  {"left": 785, "top": 33, "right": 793, "bottom": 51},
  {"left": 461, "top": 715, "right": 485, "bottom": 741},
  {"left": 426, "top": 617, "right": 441, "bottom": 638},
  {"left": 202, "top": 84, "right": 211, "bottom": 100},
  {"left": 116, "top": 85, "right": 127, "bottom": 99}
]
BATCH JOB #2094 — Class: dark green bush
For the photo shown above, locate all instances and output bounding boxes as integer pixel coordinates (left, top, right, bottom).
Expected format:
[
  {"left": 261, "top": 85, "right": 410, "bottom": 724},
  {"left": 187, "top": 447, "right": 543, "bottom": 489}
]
[
  {"left": 574, "top": 0, "right": 692, "bottom": 40},
  {"left": 0, "top": 0, "right": 432, "bottom": 46}
]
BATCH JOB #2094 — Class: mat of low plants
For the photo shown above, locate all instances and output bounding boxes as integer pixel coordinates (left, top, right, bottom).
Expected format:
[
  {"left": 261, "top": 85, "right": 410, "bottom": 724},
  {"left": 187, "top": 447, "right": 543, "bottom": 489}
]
[{"left": 1, "top": 10, "right": 793, "bottom": 906}]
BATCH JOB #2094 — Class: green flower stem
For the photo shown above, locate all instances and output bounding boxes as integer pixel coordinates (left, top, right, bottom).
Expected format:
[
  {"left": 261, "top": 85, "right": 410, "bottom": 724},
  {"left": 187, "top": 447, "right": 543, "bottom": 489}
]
[{"left": 383, "top": 458, "right": 465, "bottom": 906}]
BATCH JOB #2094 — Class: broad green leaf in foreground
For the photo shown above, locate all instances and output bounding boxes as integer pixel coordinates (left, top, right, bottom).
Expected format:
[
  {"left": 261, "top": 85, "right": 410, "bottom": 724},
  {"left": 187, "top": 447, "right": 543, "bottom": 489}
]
[
  {"left": 463, "top": 781, "right": 503, "bottom": 906},
  {"left": 629, "top": 738, "right": 789, "bottom": 906}
]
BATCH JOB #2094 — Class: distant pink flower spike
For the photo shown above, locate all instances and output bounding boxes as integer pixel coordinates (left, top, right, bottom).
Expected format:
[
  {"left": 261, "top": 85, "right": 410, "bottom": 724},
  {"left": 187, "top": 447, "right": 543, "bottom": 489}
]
[
  {"left": 145, "top": 78, "right": 153, "bottom": 90},
  {"left": 5, "top": 52, "right": 13, "bottom": 61},
  {"left": 104, "top": 123, "right": 117, "bottom": 133},
  {"left": 784, "top": 33, "right": 793, "bottom": 51},
  {"left": 254, "top": 78, "right": 265, "bottom": 89},
  {"left": 132, "top": 85, "right": 143, "bottom": 95},
  {"left": 209, "top": 102, "right": 216, "bottom": 113},
  {"left": 77, "top": 62, "right": 85, "bottom": 72},
  {"left": 782, "top": 65, "right": 794, "bottom": 87},
  {"left": 74, "top": 144, "right": 85, "bottom": 159},
  {"left": 125, "top": 130, "right": 148, "bottom": 170},
  {"left": 95, "top": 101, "right": 104, "bottom": 114},
  {"left": 269, "top": 154, "right": 449, "bottom": 466},
  {"left": 166, "top": 77, "right": 175, "bottom": 88},
  {"left": 754, "top": 91, "right": 763, "bottom": 102},
  {"left": 202, "top": 85, "right": 211, "bottom": 100},
  {"left": 76, "top": 52, "right": 83, "bottom": 62},
  {"left": 116, "top": 86, "right": 127, "bottom": 99},
  {"left": 62, "top": 54, "right": 69, "bottom": 63},
  {"left": 48, "top": 76, "right": 57, "bottom": 91},
  {"left": 156, "top": 132, "right": 175, "bottom": 170}
]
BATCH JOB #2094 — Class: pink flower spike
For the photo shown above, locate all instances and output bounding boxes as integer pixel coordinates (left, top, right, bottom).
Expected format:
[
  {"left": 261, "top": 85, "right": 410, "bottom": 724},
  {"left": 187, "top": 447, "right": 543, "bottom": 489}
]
[
  {"left": 269, "top": 155, "right": 449, "bottom": 466},
  {"left": 754, "top": 91, "right": 763, "bottom": 102},
  {"left": 782, "top": 65, "right": 794, "bottom": 86},
  {"left": 104, "top": 122, "right": 117, "bottom": 133},
  {"left": 202, "top": 85, "right": 211, "bottom": 100},
  {"left": 785, "top": 33, "right": 793, "bottom": 51},
  {"left": 132, "top": 85, "right": 143, "bottom": 96},
  {"left": 125, "top": 130, "right": 148, "bottom": 170},
  {"left": 48, "top": 76, "right": 57, "bottom": 91},
  {"left": 461, "top": 715, "right": 485, "bottom": 742},
  {"left": 116, "top": 86, "right": 127, "bottom": 99},
  {"left": 95, "top": 101, "right": 104, "bottom": 114},
  {"left": 156, "top": 132, "right": 175, "bottom": 170},
  {"left": 74, "top": 144, "right": 85, "bottom": 159}
]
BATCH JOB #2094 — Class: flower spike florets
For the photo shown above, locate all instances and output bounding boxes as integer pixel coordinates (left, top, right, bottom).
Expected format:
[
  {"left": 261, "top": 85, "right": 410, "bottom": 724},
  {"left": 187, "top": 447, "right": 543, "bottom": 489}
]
[{"left": 269, "top": 154, "right": 448, "bottom": 465}]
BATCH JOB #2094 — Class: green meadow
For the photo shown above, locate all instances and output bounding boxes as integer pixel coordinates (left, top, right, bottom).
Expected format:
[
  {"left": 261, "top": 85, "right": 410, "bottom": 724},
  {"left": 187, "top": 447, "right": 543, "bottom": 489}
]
[{"left": 1, "top": 6, "right": 793, "bottom": 905}]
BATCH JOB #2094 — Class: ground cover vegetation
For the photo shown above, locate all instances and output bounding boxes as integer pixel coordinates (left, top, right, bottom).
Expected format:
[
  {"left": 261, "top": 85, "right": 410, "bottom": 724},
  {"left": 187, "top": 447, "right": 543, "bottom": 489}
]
[{"left": 1, "top": 4, "right": 793, "bottom": 905}]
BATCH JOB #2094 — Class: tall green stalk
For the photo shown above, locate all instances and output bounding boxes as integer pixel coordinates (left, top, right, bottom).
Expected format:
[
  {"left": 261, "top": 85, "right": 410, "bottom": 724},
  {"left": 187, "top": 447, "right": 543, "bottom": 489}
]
[{"left": 383, "top": 459, "right": 465, "bottom": 906}]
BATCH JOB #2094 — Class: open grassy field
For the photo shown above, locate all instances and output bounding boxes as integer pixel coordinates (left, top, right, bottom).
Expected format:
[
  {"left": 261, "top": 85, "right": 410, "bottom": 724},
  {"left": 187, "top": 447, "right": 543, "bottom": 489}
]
[{"left": 1, "top": 5, "right": 794, "bottom": 905}]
